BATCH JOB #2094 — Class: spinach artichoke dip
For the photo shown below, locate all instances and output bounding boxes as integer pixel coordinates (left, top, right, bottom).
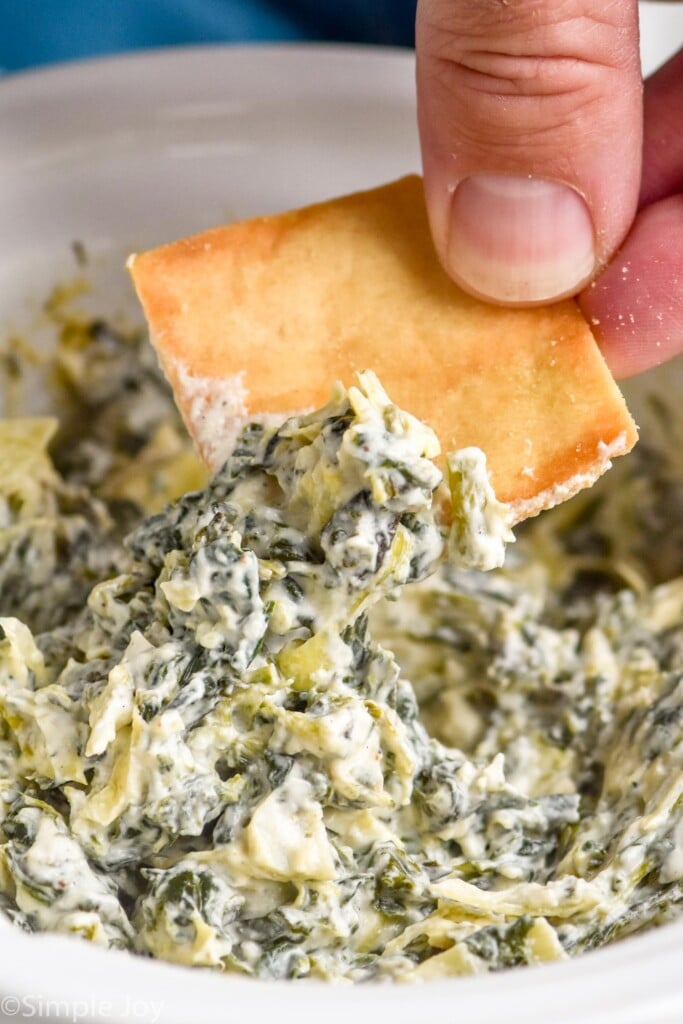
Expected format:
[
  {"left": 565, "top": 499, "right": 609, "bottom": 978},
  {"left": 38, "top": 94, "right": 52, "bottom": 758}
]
[{"left": 1, "top": 308, "right": 683, "bottom": 982}]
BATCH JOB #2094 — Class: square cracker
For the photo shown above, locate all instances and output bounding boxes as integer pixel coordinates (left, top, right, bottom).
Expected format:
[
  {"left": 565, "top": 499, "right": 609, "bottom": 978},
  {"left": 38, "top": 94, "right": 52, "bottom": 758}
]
[{"left": 128, "top": 175, "right": 637, "bottom": 522}]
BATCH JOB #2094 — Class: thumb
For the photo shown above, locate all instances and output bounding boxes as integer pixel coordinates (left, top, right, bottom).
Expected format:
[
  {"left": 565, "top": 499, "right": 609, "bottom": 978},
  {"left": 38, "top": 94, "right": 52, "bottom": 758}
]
[{"left": 416, "top": 0, "right": 643, "bottom": 304}]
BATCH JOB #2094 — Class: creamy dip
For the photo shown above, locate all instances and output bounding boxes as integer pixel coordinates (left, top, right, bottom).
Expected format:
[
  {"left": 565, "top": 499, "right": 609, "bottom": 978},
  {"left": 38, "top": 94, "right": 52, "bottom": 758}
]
[{"left": 0, "top": 311, "right": 682, "bottom": 981}]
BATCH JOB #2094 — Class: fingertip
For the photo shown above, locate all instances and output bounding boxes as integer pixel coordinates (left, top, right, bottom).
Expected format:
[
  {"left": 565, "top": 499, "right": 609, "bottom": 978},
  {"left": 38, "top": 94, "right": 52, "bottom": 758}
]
[
  {"left": 579, "top": 196, "right": 683, "bottom": 379},
  {"left": 417, "top": 0, "right": 642, "bottom": 304},
  {"left": 444, "top": 174, "right": 597, "bottom": 305}
]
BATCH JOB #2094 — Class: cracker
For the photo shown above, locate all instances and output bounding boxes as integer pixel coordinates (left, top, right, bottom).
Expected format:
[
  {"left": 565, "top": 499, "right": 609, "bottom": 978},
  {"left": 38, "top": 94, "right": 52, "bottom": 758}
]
[{"left": 128, "top": 175, "right": 637, "bottom": 522}]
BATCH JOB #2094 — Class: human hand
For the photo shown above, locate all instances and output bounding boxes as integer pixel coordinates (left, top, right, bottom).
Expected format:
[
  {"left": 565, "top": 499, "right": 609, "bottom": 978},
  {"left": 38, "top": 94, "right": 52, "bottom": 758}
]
[{"left": 416, "top": 0, "right": 682, "bottom": 378}]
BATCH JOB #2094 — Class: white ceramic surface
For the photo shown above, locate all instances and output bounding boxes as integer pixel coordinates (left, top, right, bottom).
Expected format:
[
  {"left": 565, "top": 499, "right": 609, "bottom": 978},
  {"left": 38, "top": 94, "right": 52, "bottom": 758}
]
[{"left": 0, "top": 24, "right": 682, "bottom": 1024}]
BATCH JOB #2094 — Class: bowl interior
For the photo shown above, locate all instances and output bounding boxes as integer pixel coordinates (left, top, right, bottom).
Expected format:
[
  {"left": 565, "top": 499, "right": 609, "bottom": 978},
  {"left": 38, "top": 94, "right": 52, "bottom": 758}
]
[{"left": 1, "top": 39, "right": 682, "bottom": 1024}]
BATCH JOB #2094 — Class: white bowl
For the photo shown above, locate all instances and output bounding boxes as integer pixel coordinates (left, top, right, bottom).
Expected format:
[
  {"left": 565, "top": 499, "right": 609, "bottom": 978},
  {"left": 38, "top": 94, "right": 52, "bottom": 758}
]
[{"left": 1, "top": 33, "right": 682, "bottom": 1024}]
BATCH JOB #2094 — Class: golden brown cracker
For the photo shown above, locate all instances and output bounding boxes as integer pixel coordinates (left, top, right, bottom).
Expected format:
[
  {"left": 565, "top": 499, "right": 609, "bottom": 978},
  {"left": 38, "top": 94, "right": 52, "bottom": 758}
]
[{"left": 128, "top": 175, "right": 637, "bottom": 521}]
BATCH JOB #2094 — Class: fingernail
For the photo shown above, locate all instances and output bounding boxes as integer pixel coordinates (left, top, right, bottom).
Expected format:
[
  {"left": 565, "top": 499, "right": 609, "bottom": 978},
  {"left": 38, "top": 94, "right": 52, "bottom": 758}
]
[{"left": 446, "top": 174, "right": 596, "bottom": 303}]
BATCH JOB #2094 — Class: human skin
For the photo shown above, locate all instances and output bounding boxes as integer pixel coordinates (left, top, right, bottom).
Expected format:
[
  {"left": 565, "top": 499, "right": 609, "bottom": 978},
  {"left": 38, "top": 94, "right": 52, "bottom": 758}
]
[{"left": 416, "top": 0, "right": 682, "bottom": 378}]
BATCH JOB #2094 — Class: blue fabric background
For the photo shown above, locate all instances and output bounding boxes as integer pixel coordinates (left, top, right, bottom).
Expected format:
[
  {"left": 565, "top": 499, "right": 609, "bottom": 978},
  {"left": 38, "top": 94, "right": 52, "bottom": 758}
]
[{"left": 0, "top": 0, "right": 416, "bottom": 73}]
